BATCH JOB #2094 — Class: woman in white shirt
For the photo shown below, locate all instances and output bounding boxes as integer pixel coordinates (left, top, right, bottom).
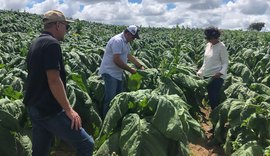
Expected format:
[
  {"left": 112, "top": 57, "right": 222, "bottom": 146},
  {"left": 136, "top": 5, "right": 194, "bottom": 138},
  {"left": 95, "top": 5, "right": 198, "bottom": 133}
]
[{"left": 197, "top": 27, "right": 229, "bottom": 110}]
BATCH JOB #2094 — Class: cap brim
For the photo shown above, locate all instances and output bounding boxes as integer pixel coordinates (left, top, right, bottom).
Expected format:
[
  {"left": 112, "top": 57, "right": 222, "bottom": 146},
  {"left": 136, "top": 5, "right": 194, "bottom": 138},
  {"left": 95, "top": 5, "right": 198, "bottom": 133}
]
[
  {"left": 43, "top": 19, "right": 74, "bottom": 24},
  {"left": 65, "top": 19, "right": 74, "bottom": 23}
]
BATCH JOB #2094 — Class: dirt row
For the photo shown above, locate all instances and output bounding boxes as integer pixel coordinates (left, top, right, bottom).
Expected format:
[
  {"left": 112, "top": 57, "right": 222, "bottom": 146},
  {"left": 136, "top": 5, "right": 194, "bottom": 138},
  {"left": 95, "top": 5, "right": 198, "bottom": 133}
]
[{"left": 189, "top": 106, "right": 225, "bottom": 156}]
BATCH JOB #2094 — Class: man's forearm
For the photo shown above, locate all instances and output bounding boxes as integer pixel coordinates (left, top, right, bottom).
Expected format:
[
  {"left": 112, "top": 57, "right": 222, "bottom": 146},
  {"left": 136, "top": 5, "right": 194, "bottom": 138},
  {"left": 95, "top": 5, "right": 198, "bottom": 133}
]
[
  {"left": 47, "top": 70, "right": 72, "bottom": 112},
  {"left": 113, "top": 55, "right": 135, "bottom": 73},
  {"left": 127, "top": 54, "right": 142, "bottom": 68}
]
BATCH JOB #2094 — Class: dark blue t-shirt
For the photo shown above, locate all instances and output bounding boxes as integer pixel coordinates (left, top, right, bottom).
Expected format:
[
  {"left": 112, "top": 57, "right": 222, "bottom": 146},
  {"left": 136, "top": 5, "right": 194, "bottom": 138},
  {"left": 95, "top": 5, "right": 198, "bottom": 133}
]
[{"left": 23, "top": 32, "right": 66, "bottom": 117}]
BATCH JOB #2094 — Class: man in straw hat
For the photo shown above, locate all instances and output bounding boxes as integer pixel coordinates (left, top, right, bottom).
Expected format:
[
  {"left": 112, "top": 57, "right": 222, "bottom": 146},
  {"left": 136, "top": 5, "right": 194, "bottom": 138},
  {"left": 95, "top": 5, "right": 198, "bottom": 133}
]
[{"left": 23, "top": 10, "right": 94, "bottom": 156}]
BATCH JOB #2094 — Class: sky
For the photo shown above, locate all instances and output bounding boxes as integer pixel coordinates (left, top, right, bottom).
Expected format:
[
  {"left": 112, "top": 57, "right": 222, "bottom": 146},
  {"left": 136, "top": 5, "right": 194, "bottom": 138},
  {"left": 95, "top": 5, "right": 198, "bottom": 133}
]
[{"left": 1, "top": 0, "right": 270, "bottom": 31}]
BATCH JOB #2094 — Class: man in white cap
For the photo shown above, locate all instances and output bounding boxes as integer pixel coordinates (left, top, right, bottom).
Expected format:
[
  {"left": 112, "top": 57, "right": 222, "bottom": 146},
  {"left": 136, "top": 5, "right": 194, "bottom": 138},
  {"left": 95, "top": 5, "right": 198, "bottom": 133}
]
[
  {"left": 23, "top": 10, "right": 94, "bottom": 156},
  {"left": 99, "top": 25, "right": 144, "bottom": 118}
]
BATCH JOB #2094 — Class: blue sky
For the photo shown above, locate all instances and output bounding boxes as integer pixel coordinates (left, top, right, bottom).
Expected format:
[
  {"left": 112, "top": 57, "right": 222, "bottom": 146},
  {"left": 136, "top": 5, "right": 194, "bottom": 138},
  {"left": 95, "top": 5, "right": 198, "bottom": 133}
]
[
  {"left": 129, "top": 0, "right": 176, "bottom": 11},
  {"left": 1, "top": 0, "right": 269, "bottom": 30},
  {"left": 129, "top": 0, "right": 142, "bottom": 4}
]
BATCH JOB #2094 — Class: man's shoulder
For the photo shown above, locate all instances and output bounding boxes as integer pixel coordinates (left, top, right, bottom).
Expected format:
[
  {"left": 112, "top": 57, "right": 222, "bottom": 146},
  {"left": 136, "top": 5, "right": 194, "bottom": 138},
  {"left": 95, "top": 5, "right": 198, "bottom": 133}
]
[
  {"left": 31, "top": 33, "right": 60, "bottom": 51},
  {"left": 110, "top": 33, "right": 124, "bottom": 42},
  {"left": 36, "top": 33, "right": 59, "bottom": 45}
]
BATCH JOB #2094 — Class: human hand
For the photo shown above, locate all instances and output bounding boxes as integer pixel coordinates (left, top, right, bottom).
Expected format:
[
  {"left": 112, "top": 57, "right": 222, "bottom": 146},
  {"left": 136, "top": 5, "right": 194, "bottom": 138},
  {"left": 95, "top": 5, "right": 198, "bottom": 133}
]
[
  {"left": 196, "top": 71, "right": 203, "bottom": 79},
  {"left": 65, "top": 109, "right": 82, "bottom": 130},
  {"left": 130, "top": 68, "right": 137, "bottom": 74},
  {"left": 213, "top": 72, "right": 222, "bottom": 78}
]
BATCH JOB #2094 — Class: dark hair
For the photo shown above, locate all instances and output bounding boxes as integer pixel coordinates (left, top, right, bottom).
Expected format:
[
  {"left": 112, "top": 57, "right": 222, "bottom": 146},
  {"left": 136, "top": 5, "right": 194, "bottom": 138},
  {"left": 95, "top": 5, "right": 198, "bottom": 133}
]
[
  {"left": 204, "top": 27, "right": 221, "bottom": 39},
  {"left": 124, "top": 29, "right": 130, "bottom": 34}
]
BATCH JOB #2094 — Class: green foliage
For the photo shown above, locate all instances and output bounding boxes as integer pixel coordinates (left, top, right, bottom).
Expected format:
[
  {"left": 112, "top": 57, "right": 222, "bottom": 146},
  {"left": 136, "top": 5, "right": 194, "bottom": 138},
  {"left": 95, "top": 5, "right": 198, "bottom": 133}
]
[
  {"left": 0, "top": 98, "right": 31, "bottom": 155},
  {"left": 231, "top": 141, "right": 264, "bottom": 156},
  {"left": 120, "top": 114, "right": 170, "bottom": 156},
  {"left": 127, "top": 72, "right": 143, "bottom": 91},
  {"left": 2, "top": 9, "right": 270, "bottom": 156},
  {"left": 96, "top": 90, "right": 203, "bottom": 155}
]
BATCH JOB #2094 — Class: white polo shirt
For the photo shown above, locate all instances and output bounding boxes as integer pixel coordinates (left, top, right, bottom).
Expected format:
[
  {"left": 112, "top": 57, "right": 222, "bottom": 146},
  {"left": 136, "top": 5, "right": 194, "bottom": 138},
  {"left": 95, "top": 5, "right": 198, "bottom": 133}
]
[
  {"left": 197, "top": 42, "right": 229, "bottom": 79},
  {"left": 99, "top": 32, "right": 130, "bottom": 80}
]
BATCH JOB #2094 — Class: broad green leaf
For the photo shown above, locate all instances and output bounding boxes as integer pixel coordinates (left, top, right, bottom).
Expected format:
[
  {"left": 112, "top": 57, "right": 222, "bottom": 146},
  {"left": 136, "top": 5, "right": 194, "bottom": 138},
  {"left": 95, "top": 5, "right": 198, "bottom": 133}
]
[
  {"left": 230, "top": 63, "right": 254, "bottom": 84},
  {"left": 155, "top": 76, "right": 187, "bottom": 102},
  {"left": 15, "top": 133, "right": 32, "bottom": 156},
  {"left": 0, "top": 99, "right": 24, "bottom": 131},
  {"left": 0, "top": 125, "right": 18, "bottom": 156},
  {"left": 151, "top": 96, "right": 187, "bottom": 141},
  {"left": 0, "top": 110, "right": 20, "bottom": 131},
  {"left": 250, "top": 83, "right": 270, "bottom": 96},
  {"left": 228, "top": 102, "right": 245, "bottom": 127},
  {"left": 231, "top": 141, "right": 264, "bottom": 156},
  {"left": 120, "top": 114, "right": 171, "bottom": 156},
  {"left": 87, "top": 75, "right": 104, "bottom": 105},
  {"left": 95, "top": 132, "right": 120, "bottom": 156},
  {"left": 100, "top": 90, "right": 152, "bottom": 135},
  {"left": 127, "top": 72, "right": 143, "bottom": 91}
]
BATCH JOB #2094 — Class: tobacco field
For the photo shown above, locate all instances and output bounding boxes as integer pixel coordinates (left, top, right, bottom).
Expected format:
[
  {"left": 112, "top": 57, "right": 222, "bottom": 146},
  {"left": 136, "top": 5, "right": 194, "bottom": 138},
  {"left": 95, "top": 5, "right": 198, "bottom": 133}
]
[{"left": 1, "top": 10, "right": 270, "bottom": 156}]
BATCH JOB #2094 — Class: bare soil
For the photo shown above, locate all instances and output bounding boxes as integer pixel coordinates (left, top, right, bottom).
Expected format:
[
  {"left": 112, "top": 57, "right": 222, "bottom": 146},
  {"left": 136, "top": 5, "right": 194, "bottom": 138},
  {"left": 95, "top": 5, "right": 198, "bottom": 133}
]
[
  {"left": 188, "top": 106, "right": 225, "bottom": 156},
  {"left": 50, "top": 141, "right": 75, "bottom": 156}
]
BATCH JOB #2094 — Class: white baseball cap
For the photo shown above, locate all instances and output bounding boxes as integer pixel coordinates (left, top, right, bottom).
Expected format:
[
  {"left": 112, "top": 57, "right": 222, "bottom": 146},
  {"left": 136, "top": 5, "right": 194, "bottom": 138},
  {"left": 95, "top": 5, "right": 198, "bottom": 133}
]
[{"left": 127, "top": 25, "right": 140, "bottom": 39}]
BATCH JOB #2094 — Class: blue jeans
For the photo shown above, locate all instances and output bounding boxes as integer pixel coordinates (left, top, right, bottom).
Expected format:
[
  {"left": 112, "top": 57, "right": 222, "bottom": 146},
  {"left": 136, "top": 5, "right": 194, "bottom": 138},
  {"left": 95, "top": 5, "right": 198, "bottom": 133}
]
[
  {"left": 102, "top": 73, "right": 123, "bottom": 118},
  {"left": 206, "top": 77, "right": 224, "bottom": 109},
  {"left": 27, "top": 107, "right": 94, "bottom": 156}
]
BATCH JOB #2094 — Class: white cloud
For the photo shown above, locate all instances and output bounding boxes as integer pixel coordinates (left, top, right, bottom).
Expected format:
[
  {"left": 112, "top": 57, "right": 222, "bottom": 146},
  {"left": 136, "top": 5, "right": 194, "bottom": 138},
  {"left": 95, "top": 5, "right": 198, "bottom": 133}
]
[
  {"left": 155, "top": 0, "right": 199, "bottom": 3},
  {"left": 139, "top": 0, "right": 167, "bottom": 16},
  {"left": 188, "top": 0, "right": 223, "bottom": 10},
  {"left": 238, "top": 0, "right": 269, "bottom": 15},
  {"left": 72, "top": 0, "right": 119, "bottom": 4},
  {"left": 74, "top": 0, "right": 167, "bottom": 26},
  {"left": 0, "top": 0, "right": 29, "bottom": 10},
  {"left": 0, "top": 0, "right": 269, "bottom": 30},
  {"left": 220, "top": 0, "right": 270, "bottom": 29},
  {"left": 25, "top": 0, "right": 80, "bottom": 18},
  {"left": 26, "top": 0, "right": 63, "bottom": 14},
  {"left": 74, "top": 1, "right": 128, "bottom": 25}
]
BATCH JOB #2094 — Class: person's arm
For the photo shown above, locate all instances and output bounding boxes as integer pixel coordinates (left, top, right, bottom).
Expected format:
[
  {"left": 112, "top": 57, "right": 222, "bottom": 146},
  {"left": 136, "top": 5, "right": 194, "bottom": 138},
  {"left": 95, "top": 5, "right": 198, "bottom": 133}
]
[
  {"left": 197, "top": 44, "right": 208, "bottom": 78},
  {"left": 219, "top": 47, "right": 229, "bottom": 75},
  {"left": 214, "top": 46, "right": 229, "bottom": 78},
  {"left": 47, "top": 69, "right": 81, "bottom": 130},
  {"left": 197, "top": 57, "right": 206, "bottom": 78},
  {"left": 127, "top": 54, "right": 144, "bottom": 70},
  {"left": 113, "top": 54, "right": 136, "bottom": 74}
]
